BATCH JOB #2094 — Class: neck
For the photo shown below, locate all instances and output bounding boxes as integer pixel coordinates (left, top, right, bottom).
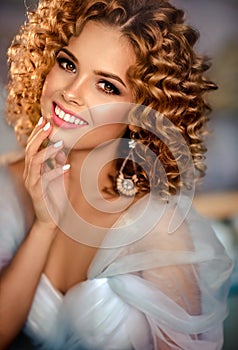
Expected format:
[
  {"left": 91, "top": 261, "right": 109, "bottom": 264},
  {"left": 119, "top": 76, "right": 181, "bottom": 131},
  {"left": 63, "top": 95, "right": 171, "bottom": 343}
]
[
  {"left": 63, "top": 139, "right": 138, "bottom": 218},
  {"left": 66, "top": 139, "right": 120, "bottom": 200}
]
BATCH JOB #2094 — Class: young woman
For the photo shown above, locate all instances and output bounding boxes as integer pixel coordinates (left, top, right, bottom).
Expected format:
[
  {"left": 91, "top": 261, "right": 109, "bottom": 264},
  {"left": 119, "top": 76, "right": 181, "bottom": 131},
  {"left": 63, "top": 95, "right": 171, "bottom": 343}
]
[{"left": 0, "top": 0, "right": 233, "bottom": 349}]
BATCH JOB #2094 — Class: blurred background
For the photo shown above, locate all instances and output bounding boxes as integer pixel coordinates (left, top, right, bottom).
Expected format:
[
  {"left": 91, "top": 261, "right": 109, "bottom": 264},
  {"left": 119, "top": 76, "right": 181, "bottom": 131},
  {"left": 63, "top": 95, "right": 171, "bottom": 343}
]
[{"left": 0, "top": 0, "right": 238, "bottom": 349}]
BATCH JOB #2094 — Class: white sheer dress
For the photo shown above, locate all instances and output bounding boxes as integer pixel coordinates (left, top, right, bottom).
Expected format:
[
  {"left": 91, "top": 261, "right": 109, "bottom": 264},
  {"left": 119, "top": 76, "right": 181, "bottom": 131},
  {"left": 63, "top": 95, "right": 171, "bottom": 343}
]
[{"left": 0, "top": 162, "right": 233, "bottom": 350}]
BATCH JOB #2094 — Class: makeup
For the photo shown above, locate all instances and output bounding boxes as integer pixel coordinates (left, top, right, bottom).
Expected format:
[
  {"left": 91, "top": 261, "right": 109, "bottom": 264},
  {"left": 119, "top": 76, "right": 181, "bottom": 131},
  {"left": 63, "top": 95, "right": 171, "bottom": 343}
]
[{"left": 52, "top": 103, "right": 88, "bottom": 129}]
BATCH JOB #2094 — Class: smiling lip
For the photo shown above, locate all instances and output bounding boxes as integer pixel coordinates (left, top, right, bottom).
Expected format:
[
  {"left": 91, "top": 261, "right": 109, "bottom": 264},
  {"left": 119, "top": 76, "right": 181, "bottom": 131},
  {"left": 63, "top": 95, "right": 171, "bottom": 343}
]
[{"left": 52, "top": 102, "right": 88, "bottom": 129}]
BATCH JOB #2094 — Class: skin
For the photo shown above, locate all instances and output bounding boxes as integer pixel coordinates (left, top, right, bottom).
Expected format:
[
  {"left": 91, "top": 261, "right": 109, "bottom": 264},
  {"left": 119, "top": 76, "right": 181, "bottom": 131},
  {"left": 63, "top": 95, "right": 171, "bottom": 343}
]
[
  {"left": 41, "top": 20, "right": 135, "bottom": 150},
  {"left": 0, "top": 21, "right": 199, "bottom": 350},
  {"left": 0, "top": 21, "right": 137, "bottom": 348},
  {"left": 26, "top": 21, "right": 138, "bottom": 285},
  {"left": 28, "top": 20, "right": 137, "bottom": 223}
]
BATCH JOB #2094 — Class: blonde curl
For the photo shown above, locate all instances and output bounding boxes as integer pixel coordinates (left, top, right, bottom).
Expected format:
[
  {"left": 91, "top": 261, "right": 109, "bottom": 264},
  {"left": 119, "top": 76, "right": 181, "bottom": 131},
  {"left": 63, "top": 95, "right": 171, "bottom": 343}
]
[{"left": 6, "top": 0, "right": 217, "bottom": 195}]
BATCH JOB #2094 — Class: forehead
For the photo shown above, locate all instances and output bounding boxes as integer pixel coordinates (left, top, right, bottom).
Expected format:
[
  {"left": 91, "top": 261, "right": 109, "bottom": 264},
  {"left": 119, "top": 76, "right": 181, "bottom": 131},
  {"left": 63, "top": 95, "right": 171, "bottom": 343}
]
[{"left": 67, "top": 21, "right": 136, "bottom": 74}]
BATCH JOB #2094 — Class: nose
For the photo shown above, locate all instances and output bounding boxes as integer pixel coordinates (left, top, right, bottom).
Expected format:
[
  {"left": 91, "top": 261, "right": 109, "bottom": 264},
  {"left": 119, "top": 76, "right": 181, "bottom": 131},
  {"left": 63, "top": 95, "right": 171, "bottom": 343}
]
[{"left": 62, "top": 75, "right": 87, "bottom": 106}]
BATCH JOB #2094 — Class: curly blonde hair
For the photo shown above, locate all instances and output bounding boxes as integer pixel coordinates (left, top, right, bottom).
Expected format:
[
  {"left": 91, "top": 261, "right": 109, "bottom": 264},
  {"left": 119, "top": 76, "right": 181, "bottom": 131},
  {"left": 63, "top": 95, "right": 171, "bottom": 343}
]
[{"left": 6, "top": 0, "right": 217, "bottom": 195}]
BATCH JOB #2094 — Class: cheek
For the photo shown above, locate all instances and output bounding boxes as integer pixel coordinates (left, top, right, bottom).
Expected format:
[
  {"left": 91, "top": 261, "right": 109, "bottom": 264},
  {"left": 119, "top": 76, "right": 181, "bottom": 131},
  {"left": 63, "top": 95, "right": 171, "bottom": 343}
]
[
  {"left": 40, "top": 79, "right": 51, "bottom": 109},
  {"left": 91, "top": 103, "right": 131, "bottom": 126},
  {"left": 99, "top": 124, "right": 127, "bottom": 138},
  {"left": 40, "top": 72, "right": 59, "bottom": 116},
  {"left": 76, "top": 125, "right": 127, "bottom": 151},
  {"left": 41, "top": 66, "right": 60, "bottom": 101},
  {"left": 41, "top": 73, "right": 54, "bottom": 99}
]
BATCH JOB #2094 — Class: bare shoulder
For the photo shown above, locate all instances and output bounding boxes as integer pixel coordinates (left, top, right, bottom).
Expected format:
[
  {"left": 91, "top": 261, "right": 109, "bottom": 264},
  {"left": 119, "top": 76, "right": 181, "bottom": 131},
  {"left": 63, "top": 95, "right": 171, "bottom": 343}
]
[
  {"left": 8, "top": 157, "right": 25, "bottom": 181},
  {"left": 8, "top": 158, "right": 35, "bottom": 229},
  {"left": 138, "top": 196, "right": 193, "bottom": 251}
]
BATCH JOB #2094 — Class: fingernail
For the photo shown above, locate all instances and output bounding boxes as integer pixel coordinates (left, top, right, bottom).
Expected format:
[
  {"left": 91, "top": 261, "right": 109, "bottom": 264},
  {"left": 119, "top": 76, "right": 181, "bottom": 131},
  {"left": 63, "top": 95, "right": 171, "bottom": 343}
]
[
  {"left": 43, "top": 122, "right": 51, "bottom": 131},
  {"left": 62, "top": 164, "right": 71, "bottom": 171},
  {"left": 37, "top": 116, "right": 43, "bottom": 126},
  {"left": 53, "top": 140, "right": 63, "bottom": 148}
]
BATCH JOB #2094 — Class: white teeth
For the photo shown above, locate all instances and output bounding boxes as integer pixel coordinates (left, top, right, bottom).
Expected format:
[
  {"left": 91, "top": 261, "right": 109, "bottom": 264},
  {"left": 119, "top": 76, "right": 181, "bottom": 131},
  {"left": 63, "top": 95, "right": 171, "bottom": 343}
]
[
  {"left": 64, "top": 114, "right": 71, "bottom": 122},
  {"left": 54, "top": 105, "right": 87, "bottom": 126},
  {"left": 55, "top": 105, "right": 60, "bottom": 115},
  {"left": 59, "top": 110, "right": 65, "bottom": 119},
  {"left": 69, "top": 116, "right": 75, "bottom": 123}
]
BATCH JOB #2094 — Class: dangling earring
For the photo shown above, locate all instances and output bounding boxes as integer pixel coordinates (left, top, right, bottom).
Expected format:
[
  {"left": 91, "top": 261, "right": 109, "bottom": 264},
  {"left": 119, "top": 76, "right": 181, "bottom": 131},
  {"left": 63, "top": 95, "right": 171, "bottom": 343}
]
[{"left": 116, "top": 139, "right": 139, "bottom": 197}]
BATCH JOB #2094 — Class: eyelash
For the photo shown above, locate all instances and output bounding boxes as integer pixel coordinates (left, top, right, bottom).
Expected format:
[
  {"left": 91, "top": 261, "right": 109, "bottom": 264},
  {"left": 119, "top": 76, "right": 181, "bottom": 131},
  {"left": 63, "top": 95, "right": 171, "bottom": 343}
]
[
  {"left": 56, "top": 55, "right": 121, "bottom": 96},
  {"left": 56, "top": 56, "right": 76, "bottom": 73},
  {"left": 97, "top": 80, "right": 120, "bottom": 96}
]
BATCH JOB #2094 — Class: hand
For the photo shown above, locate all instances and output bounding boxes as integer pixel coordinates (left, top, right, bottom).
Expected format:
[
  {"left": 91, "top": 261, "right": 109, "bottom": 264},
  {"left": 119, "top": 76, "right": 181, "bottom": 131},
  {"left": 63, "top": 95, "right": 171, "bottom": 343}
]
[{"left": 23, "top": 117, "right": 71, "bottom": 230}]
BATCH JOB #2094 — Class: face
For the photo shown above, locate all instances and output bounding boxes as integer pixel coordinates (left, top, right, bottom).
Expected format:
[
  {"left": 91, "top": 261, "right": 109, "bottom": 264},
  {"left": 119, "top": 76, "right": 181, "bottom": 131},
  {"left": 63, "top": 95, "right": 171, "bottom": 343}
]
[{"left": 40, "top": 21, "right": 136, "bottom": 150}]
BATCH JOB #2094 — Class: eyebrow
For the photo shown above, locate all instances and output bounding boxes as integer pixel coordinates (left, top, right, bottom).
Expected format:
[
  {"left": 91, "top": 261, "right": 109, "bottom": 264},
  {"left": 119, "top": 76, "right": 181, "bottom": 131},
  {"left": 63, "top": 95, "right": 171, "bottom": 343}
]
[
  {"left": 60, "top": 48, "right": 79, "bottom": 64},
  {"left": 94, "top": 70, "right": 126, "bottom": 88},
  {"left": 59, "top": 48, "right": 126, "bottom": 88}
]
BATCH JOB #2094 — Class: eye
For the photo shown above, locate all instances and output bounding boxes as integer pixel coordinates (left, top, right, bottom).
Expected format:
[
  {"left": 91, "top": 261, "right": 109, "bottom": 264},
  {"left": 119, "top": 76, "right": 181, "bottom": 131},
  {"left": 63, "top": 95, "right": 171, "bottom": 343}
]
[
  {"left": 97, "top": 80, "right": 120, "bottom": 95},
  {"left": 56, "top": 56, "right": 76, "bottom": 73}
]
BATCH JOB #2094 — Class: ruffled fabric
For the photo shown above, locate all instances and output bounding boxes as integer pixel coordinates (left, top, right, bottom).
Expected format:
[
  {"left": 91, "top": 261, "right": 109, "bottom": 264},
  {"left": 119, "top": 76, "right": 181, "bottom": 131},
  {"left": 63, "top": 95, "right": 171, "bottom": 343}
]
[{"left": 0, "top": 162, "right": 233, "bottom": 350}]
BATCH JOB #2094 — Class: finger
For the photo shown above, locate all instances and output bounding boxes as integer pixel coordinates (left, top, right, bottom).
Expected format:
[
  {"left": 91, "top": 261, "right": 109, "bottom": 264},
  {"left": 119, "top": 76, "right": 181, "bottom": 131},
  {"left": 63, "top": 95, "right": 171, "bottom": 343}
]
[
  {"left": 41, "top": 161, "right": 52, "bottom": 174},
  {"left": 43, "top": 140, "right": 65, "bottom": 164},
  {"left": 55, "top": 150, "right": 67, "bottom": 166},
  {"left": 41, "top": 163, "right": 71, "bottom": 192},
  {"left": 27, "top": 116, "right": 46, "bottom": 144},
  {"left": 27, "top": 120, "right": 51, "bottom": 153},
  {"left": 24, "top": 140, "right": 64, "bottom": 185},
  {"left": 24, "top": 122, "right": 51, "bottom": 181},
  {"left": 25, "top": 121, "right": 52, "bottom": 164},
  {"left": 41, "top": 166, "right": 71, "bottom": 225}
]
